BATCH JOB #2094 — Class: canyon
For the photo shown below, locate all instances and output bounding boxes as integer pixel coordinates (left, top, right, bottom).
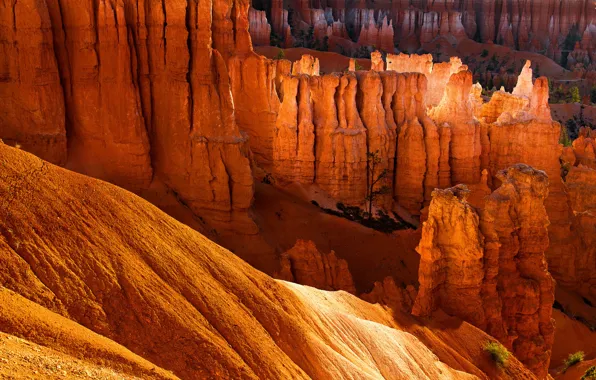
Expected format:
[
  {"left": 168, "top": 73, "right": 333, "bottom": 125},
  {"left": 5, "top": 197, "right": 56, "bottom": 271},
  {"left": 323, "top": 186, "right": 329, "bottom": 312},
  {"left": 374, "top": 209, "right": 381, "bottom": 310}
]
[
  {"left": 250, "top": 0, "right": 596, "bottom": 69},
  {"left": 1, "top": 0, "right": 596, "bottom": 379}
]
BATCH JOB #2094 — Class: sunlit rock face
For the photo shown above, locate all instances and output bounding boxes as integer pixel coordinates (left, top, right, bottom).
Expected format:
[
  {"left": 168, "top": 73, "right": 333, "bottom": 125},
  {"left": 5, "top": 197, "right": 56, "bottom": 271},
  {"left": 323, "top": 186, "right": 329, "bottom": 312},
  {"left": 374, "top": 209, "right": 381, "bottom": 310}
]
[
  {"left": 0, "top": 0, "right": 258, "bottom": 234},
  {"left": 413, "top": 165, "right": 555, "bottom": 379}
]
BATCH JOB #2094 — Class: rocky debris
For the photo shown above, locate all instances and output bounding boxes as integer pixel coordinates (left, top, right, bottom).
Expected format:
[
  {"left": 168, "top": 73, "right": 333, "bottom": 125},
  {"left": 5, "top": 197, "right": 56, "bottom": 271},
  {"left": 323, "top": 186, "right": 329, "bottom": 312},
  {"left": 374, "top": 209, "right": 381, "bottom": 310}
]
[
  {"left": 276, "top": 240, "right": 357, "bottom": 294},
  {"left": 413, "top": 165, "right": 555, "bottom": 378}
]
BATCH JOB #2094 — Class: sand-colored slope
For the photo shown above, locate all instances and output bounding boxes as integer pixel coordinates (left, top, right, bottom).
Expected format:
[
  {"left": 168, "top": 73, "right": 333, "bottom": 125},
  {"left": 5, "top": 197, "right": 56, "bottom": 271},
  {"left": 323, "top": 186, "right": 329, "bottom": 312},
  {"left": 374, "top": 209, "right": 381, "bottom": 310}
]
[
  {"left": 0, "top": 331, "right": 147, "bottom": 380},
  {"left": 0, "top": 143, "right": 534, "bottom": 379},
  {"left": 0, "top": 288, "right": 177, "bottom": 379}
]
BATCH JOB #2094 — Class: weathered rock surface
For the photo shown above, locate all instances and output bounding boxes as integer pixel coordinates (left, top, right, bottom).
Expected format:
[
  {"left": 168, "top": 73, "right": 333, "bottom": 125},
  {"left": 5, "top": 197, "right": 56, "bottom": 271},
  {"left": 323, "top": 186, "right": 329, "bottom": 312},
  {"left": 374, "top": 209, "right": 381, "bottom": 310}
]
[
  {"left": 571, "top": 126, "right": 596, "bottom": 169},
  {"left": 413, "top": 165, "right": 555, "bottom": 378},
  {"left": 229, "top": 53, "right": 280, "bottom": 170},
  {"left": 271, "top": 66, "right": 445, "bottom": 212},
  {"left": 273, "top": 74, "right": 315, "bottom": 183},
  {"left": 480, "top": 165, "right": 555, "bottom": 378},
  {"left": 312, "top": 73, "right": 368, "bottom": 204},
  {"left": 360, "top": 277, "right": 417, "bottom": 313},
  {"left": 0, "top": 0, "right": 66, "bottom": 165},
  {"left": 429, "top": 70, "right": 481, "bottom": 186},
  {"left": 412, "top": 184, "right": 485, "bottom": 326},
  {"left": 47, "top": 0, "right": 153, "bottom": 191},
  {"left": 0, "top": 0, "right": 258, "bottom": 234},
  {"left": 291, "top": 54, "right": 320, "bottom": 76},
  {"left": 249, "top": 8, "right": 272, "bottom": 46},
  {"left": 276, "top": 240, "right": 357, "bottom": 294}
]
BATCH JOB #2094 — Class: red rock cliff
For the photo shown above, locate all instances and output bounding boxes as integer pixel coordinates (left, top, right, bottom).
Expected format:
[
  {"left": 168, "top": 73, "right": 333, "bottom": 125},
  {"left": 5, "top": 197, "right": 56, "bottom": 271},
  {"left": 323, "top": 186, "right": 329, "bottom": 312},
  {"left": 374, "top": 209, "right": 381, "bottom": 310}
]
[
  {"left": 413, "top": 164, "right": 555, "bottom": 378},
  {"left": 0, "top": 0, "right": 257, "bottom": 234}
]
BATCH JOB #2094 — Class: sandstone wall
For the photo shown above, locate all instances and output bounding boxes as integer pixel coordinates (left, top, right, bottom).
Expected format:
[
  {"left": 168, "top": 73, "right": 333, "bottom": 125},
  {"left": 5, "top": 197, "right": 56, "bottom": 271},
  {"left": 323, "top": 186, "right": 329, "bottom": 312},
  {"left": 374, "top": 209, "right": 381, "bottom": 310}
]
[
  {"left": 0, "top": 0, "right": 257, "bottom": 234},
  {"left": 413, "top": 165, "right": 555, "bottom": 378}
]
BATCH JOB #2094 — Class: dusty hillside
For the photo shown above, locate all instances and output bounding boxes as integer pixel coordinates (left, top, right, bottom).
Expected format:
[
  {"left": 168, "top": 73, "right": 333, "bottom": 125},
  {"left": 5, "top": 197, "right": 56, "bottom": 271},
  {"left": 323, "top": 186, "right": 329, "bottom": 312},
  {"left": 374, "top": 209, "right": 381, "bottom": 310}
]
[
  {"left": 0, "top": 143, "right": 538, "bottom": 379},
  {"left": 0, "top": 329, "right": 160, "bottom": 380}
]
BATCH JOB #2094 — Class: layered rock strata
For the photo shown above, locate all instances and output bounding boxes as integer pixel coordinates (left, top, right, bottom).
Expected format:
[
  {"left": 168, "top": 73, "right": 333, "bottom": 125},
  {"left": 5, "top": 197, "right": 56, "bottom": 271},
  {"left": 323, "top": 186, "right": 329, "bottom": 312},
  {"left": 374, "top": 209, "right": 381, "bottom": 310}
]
[
  {"left": 273, "top": 63, "right": 444, "bottom": 213},
  {"left": 249, "top": 8, "right": 272, "bottom": 46},
  {"left": 0, "top": 0, "right": 257, "bottom": 233},
  {"left": 413, "top": 165, "right": 555, "bottom": 379},
  {"left": 0, "top": 0, "right": 66, "bottom": 165}
]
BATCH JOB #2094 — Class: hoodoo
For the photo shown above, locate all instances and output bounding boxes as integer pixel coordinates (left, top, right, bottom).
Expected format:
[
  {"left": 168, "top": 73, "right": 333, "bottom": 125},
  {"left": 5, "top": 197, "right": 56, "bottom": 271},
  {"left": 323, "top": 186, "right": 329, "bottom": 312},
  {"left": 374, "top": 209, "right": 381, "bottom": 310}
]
[
  {"left": 2, "top": 0, "right": 596, "bottom": 378},
  {"left": 414, "top": 165, "right": 555, "bottom": 378}
]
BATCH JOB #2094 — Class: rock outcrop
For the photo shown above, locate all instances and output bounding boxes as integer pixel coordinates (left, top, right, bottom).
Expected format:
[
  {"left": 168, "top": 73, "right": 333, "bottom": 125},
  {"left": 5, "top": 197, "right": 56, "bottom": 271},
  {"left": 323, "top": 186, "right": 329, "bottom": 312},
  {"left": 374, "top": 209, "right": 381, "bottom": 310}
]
[
  {"left": 272, "top": 63, "right": 446, "bottom": 212},
  {"left": 249, "top": 8, "right": 272, "bottom": 46},
  {"left": 480, "top": 165, "right": 555, "bottom": 378},
  {"left": 412, "top": 185, "right": 485, "bottom": 326},
  {"left": 46, "top": 0, "right": 153, "bottom": 192},
  {"left": 291, "top": 54, "right": 320, "bottom": 76},
  {"left": 558, "top": 130, "right": 596, "bottom": 303},
  {"left": 0, "top": 0, "right": 257, "bottom": 234},
  {"left": 386, "top": 54, "right": 464, "bottom": 106},
  {"left": 360, "top": 277, "right": 417, "bottom": 313},
  {"left": 0, "top": 0, "right": 66, "bottom": 165},
  {"left": 276, "top": 240, "right": 357, "bottom": 294},
  {"left": 571, "top": 127, "right": 596, "bottom": 169},
  {"left": 273, "top": 74, "right": 315, "bottom": 183},
  {"left": 429, "top": 71, "right": 481, "bottom": 186},
  {"left": 413, "top": 165, "right": 555, "bottom": 378}
]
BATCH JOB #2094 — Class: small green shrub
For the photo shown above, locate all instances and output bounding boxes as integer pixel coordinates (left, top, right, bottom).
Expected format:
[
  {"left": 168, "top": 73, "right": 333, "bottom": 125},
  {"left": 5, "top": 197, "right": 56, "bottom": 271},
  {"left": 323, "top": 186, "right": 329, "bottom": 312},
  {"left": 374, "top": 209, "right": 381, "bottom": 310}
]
[
  {"left": 560, "top": 125, "right": 572, "bottom": 147},
  {"left": 570, "top": 86, "right": 581, "bottom": 103},
  {"left": 274, "top": 49, "right": 285, "bottom": 60},
  {"left": 563, "top": 351, "right": 585, "bottom": 373},
  {"left": 583, "top": 366, "right": 596, "bottom": 379},
  {"left": 484, "top": 341, "right": 509, "bottom": 368},
  {"left": 481, "top": 49, "right": 489, "bottom": 57}
]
